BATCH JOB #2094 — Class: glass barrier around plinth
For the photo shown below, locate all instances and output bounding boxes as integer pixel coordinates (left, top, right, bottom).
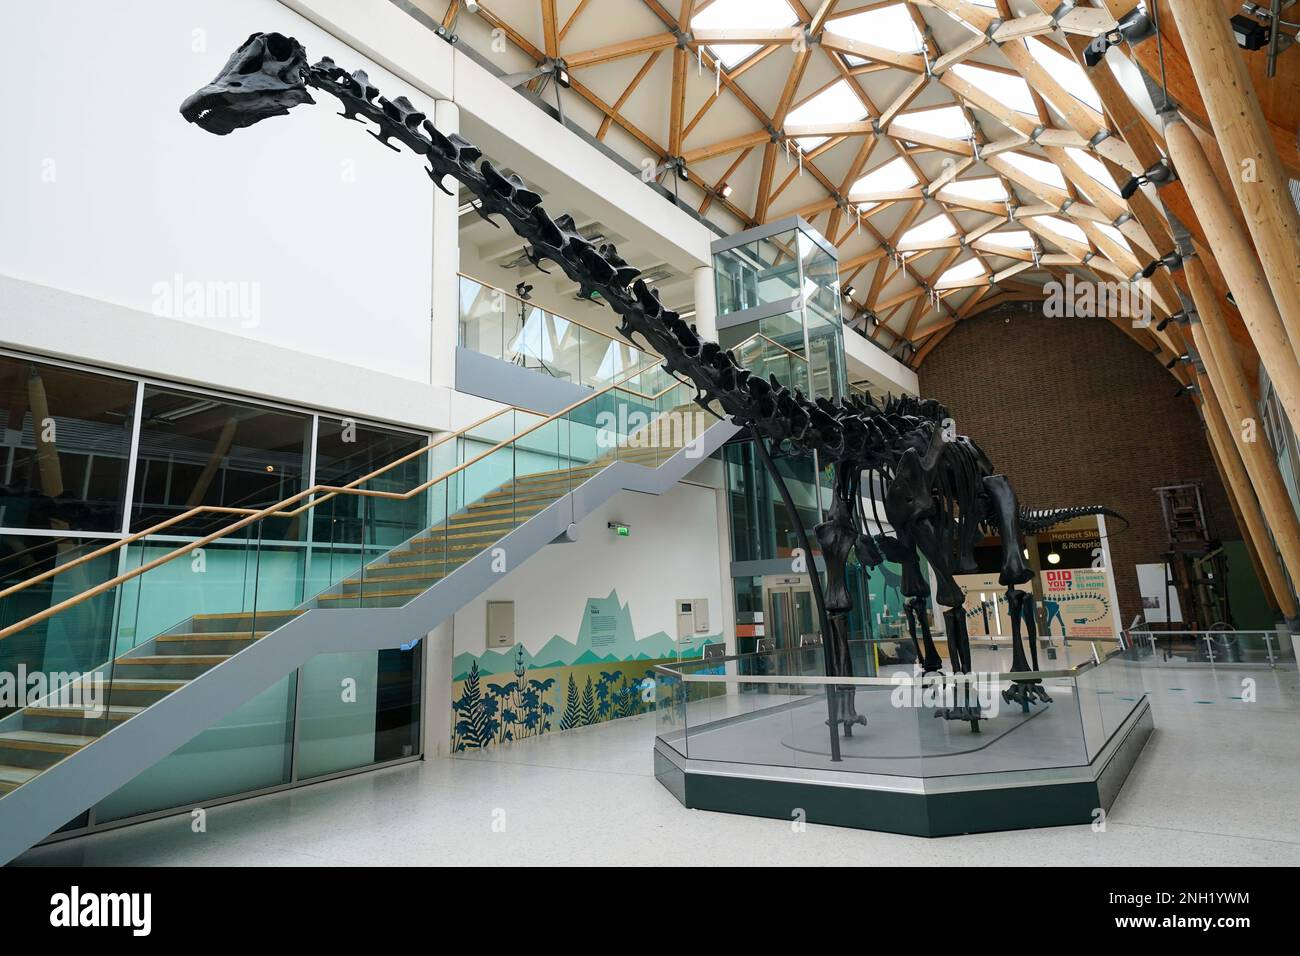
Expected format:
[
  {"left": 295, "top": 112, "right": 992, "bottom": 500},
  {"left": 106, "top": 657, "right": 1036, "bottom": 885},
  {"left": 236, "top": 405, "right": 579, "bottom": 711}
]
[
  {"left": 457, "top": 274, "right": 659, "bottom": 389},
  {"left": 654, "top": 642, "right": 1149, "bottom": 776},
  {"left": 1127, "top": 629, "right": 1296, "bottom": 668}
]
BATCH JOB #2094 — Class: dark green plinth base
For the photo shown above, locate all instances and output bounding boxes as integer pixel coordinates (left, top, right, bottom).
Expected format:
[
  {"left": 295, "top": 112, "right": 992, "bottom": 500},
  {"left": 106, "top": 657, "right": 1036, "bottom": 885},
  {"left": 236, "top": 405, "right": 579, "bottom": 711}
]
[{"left": 654, "top": 697, "right": 1152, "bottom": 837}]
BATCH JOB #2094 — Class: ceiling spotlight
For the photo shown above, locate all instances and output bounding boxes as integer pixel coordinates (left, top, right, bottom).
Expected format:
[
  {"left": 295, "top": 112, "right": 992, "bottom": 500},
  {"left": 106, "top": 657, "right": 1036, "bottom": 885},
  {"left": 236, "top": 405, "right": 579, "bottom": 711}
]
[
  {"left": 1121, "top": 159, "right": 1177, "bottom": 199},
  {"left": 464, "top": 0, "right": 480, "bottom": 12},
  {"left": 516, "top": 282, "right": 533, "bottom": 301},
  {"left": 843, "top": 284, "right": 856, "bottom": 298},
  {"left": 1142, "top": 249, "right": 1184, "bottom": 278},
  {"left": 555, "top": 64, "right": 571, "bottom": 89},
  {"left": 719, "top": 182, "right": 733, "bottom": 199},
  {"left": 1082, "top": 5, "right": 1157, "bottom": 65}
]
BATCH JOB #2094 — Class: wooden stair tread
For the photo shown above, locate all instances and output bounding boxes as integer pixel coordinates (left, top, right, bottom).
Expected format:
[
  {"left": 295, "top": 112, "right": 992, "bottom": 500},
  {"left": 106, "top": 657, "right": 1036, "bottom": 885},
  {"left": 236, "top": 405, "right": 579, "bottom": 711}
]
[
  {"left": 108, "top": 678, "right": 188, "bottom": 690},
  {"left": 191, "top": 610, "right": 303, "bottom": 622},
  {"left": 318, "top": 587, "right": 426, "bottom": 600},
  {"left": 157, "top": 631, "right": 268, "bottom": 642},
  {"left": 0, "top": 730, "right": 96, "bottom": 751},
  {"left": 343, "top": 572, "right": 439, "bottom": 586},
  {"left": 0, "top": 765, "right": 37, "bottom": 787},
  {"left": 23, "top": 705, "right": 143, "bottom": 720},
  {"left": 116, "top": 655, "right": 230, "bottom": 666}
]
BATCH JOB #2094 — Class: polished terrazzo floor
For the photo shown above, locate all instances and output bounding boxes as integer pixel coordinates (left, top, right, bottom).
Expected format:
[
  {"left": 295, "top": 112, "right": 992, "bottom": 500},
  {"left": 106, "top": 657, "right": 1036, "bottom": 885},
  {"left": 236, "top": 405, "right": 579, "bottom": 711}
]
[{"left": 13, "top": 661, "right": 1300, "bottom": 866}]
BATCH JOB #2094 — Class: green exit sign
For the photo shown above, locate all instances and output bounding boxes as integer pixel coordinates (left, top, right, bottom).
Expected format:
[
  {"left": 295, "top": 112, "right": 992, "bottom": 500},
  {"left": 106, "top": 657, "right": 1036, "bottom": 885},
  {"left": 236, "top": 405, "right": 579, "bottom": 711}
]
[{"left": 608, "top": 522, "right": 630, "bottom": 537}]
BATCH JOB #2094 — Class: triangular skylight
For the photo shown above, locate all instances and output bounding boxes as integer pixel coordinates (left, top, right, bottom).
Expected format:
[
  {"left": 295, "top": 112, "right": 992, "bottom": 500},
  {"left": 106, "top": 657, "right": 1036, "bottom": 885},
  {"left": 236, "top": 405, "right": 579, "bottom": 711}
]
[
  {"left": 901, "top": 215, "right": 956, "bottom": 245},
  {"left": 829, "top": 4, "right": 924, "bottom": 57},
  {"left": 939, "top": 177, "right": 1008, "bottom": 202},
  {"left": 1024, "top": 37, "right": 1103, "bottom": 113},
  {"left": 1096, "top": 222, "right": 1131, "bottom": 250},
  {"left": 939, "top": 258, "right": 986, "bottom": 284},
  {"left": 1002, "top": 152, "right": 1067, "bottom": 190},
  {"left": 849, "top": 156, "right": 917, "bottom": 198},
  {"left": 1066, "top": 147, "right": 1119, "bottom": 194},
  {"left": 692, "top": 0, "right": 798, "bottom": 70},
  {"left": 1035, "top": 215, "right": 1089, "bottom": 245},
  {"left": 980, "top": 230, "right": 1033, "bottom": 249},
  {"left": 892, "top": 105, "right": 972, "bottom": 140},
  {"left": 786, "top": 79, "right": 868, "bottom": 150},
  {"left": 950, "top": 64, "right": 1037, "bottom": 116}
]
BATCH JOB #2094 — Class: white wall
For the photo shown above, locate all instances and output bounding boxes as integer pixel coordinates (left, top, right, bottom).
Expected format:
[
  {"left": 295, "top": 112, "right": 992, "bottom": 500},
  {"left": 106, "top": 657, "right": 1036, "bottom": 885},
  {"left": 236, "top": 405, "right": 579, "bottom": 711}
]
[
  {"left": 0, "top": 0, "right": 433, "bottom": 383},
  {"left": 452, "top": 481, "right": 725, "bottom": 663}
]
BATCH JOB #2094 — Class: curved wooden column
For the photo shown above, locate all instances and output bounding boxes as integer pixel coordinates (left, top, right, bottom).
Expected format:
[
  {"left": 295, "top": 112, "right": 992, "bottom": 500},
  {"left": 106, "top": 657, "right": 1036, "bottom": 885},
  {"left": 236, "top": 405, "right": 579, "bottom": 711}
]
[
  {"left": 1169, "top": 1, "right": 1300, "bottom": 365},
  {"left": 1195, "top": 374, "right": 1294, "bottom": 618},
  {"left": 1164, "top": 114, "right": 1300, "bottom": 435},
  {"left": 1186, "top": 260, "right": 1300, "bottom": 611}
]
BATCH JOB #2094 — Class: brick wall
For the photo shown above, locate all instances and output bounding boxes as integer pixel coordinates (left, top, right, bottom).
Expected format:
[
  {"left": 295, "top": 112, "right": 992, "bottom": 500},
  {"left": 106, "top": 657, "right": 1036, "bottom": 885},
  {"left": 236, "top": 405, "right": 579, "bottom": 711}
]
[{"left": 917, "top": 303, "right": 1240, "bottom": 623}]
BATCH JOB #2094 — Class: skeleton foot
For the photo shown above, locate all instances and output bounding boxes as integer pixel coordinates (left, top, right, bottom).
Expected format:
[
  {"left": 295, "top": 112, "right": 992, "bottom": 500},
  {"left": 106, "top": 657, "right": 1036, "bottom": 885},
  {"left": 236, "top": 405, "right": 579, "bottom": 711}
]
[
  {"left": 827, "top": 691, "right": 869, "bottom": 736},
  {"left": 1001, "top": 680, "right": 1053, "bottom": 707},
  {"left": 933, "top": 705, "right": 985, "bottom": 723}
]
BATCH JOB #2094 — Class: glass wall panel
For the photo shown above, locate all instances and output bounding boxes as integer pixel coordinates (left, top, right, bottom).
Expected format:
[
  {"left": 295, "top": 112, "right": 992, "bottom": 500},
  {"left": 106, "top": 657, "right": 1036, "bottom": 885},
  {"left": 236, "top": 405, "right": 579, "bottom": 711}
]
[
  {"left": 458, "top": 275, "right": 656, "bottom": 389},
  {"left": 129, "top": 386, "right": 310, "bottom": 538},
  {"left": 715, "top": 230, "right": 802, "bottom": 315},
  {"left": 725, "top": 440, "right": 821, "bottom": 562},
  {"left": 296, "top": 645, "right": 422, "bottom": 778},
  {"left": 94, "top": 674, "right": 296, "bottom": 822},
  {"left": 312, "top": 418, "right": 427, "bottom": 579},
  {"left": 0, "top": 533, "right": 121, "bottom": 718},
  {"left": 0, "top": 355, "right": 136, "bottom": 533}
]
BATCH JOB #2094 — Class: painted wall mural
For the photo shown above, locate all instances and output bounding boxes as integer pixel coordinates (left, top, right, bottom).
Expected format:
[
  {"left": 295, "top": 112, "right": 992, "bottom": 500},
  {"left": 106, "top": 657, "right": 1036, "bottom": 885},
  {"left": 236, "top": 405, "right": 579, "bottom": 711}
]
[{"left": 451, "top": 589, "right": 719, "bottom": 751}]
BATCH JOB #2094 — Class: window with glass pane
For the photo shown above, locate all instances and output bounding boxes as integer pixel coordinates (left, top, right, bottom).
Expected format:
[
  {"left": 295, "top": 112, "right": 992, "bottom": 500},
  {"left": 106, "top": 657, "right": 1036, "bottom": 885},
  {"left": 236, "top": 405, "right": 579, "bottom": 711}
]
[
  {"left": 129, "top": 387, "right": 310, "bottom": 537},
  {"left": 714, "top": 231, "right": 802, "bottom": 315},
  {"left": 0, "top": 355, "right": 135, "bottom": 533},
  {"left": 313, "top": 418, "right": 427, "bottom": 565},
  {"left": 800, "top": 234, "right": 840, "bottom": 323},
  {"left": 725, "top": 441, "right": 821, "bottom": 562}
]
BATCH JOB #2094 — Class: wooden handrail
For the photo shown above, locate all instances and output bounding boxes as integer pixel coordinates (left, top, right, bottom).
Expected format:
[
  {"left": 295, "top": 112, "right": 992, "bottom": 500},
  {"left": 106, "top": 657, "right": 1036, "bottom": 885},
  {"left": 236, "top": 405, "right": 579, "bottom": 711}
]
[{"left": 0, "top": 359, "right": 687, "bottom": 642}]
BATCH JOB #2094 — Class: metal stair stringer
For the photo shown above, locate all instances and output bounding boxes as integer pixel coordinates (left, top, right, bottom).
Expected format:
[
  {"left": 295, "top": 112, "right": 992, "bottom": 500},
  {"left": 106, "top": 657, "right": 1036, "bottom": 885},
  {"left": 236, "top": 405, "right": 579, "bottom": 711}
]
[{"left": 0, "top": 417, "right": 738, "bottom": 864}]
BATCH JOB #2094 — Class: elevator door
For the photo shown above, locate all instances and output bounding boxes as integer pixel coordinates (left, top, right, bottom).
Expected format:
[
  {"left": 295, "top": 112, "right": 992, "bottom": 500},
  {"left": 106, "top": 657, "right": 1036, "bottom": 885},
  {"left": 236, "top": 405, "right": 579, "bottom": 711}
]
[{"left": 764, "top": 577, "right": 816, "bottom": 651}]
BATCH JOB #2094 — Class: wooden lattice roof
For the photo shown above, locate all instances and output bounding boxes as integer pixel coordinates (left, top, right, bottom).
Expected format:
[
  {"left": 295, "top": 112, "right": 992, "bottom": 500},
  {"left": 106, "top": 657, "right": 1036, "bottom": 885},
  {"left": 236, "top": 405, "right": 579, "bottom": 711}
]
[{"left": 430, "top": 0, "right": 1218, "bottom": 376}]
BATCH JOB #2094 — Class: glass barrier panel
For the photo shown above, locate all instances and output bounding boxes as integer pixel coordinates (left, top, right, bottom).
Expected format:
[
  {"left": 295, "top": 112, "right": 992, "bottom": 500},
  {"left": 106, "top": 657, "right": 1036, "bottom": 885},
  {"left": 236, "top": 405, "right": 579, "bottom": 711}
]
[
  {"left": 654, "top": 666, "right": 687, "bottom": 754},
  {"left": 1072, "top": 659, "right": 1110, "bottom": 761}
]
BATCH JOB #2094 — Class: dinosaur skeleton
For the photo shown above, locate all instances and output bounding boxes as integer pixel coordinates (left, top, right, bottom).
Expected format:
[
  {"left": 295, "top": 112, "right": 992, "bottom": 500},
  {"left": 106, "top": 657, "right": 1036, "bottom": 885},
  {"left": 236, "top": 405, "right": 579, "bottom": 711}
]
[{"left": 180, "top": 32, "right": 1123, "bottom": 748}]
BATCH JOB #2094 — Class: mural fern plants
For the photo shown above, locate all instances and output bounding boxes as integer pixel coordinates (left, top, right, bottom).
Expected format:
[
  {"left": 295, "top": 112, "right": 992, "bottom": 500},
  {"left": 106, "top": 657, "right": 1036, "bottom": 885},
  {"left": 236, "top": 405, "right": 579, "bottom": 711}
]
[
  {"left": 580, "top": 676, "right": 597, "bottom": 726},
  {"left": 560, "top": 674, "right": 581, "bottom": 731},
  {"left": 452, "top": 661, "right": 491, "bottom": 751}
]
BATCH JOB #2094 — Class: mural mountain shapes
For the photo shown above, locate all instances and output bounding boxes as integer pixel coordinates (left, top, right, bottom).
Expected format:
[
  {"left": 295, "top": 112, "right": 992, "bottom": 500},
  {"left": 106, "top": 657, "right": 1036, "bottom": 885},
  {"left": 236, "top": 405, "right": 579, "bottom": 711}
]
[{"left": 454, "top": 588, "right": 709, "bottom": 679}]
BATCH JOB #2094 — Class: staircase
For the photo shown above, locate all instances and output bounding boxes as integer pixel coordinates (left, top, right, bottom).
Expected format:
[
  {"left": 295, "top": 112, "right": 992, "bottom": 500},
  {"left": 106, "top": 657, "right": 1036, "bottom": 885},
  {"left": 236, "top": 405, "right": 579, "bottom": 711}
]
[{"left": 0, "top": 362, "right": 736, "bottom": 862}]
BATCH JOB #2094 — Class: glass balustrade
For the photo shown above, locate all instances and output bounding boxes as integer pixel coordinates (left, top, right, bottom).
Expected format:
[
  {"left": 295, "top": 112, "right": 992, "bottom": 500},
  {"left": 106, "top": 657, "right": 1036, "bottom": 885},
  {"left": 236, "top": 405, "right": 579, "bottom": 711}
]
[
  {"left": 457, "top": 274, "right": 659, "bottom": 389},
  {"left": 0, "top": 352, "right": 733, "bottom": 808}
]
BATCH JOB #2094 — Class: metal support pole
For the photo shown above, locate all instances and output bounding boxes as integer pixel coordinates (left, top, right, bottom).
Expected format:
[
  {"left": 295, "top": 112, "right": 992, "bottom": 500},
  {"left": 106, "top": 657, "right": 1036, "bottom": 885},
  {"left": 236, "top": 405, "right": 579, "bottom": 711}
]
[{"left": 748, "top": 426, "right": 842, "bottom": 762}]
